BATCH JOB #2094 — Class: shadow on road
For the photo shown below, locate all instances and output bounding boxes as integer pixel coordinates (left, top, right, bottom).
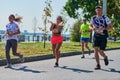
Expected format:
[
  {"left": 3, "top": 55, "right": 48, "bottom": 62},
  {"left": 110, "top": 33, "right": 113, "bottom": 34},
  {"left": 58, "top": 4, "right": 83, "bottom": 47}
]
[
  {"left": 85, "top": 57, "right": 114, "bottom": 61},
  {"left": 60, "top": 66, "right": 93, "bottom": 73},
  {"left": 101, "top": 68, "right": 120, "bottom": 73},
  {"left": 9, "top": 66, "right": 46, "bottom": 73}
]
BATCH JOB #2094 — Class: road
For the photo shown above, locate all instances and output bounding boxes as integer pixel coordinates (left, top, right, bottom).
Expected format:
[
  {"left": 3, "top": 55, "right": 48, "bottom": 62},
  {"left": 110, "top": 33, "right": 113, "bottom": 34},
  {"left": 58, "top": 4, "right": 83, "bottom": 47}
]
[{"left": 0, "top": 49, "right": 120, "bottom": 80}]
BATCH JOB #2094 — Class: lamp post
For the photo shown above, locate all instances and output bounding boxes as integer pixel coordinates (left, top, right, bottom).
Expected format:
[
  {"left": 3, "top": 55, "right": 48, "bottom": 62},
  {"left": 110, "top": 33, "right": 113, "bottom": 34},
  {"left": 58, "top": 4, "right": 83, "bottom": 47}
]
[{"left": 32, "top": 17, "right": 37, "bottom": 42}]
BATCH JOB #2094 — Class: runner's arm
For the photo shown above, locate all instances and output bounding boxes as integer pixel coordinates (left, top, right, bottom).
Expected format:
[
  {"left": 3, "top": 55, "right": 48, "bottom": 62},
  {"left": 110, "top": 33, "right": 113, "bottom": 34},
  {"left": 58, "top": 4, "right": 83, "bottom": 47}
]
[
  {"left": 104, "top": 24, "right": 113, "bottom": 31},
  {"left": 54, "top": 25, "right": 63, "bottom": 34},
  {"left": 2, "top": 31, "right": 8, "bottom": 38},
  {"left": 14, "top": 29, "right": 20, "bottom": 35},
  {"left": 50, "top": 23, "right": 55, "bottom": 31},
  {"left": 104, "top": 16, "right": 113, "bottom": 31}
]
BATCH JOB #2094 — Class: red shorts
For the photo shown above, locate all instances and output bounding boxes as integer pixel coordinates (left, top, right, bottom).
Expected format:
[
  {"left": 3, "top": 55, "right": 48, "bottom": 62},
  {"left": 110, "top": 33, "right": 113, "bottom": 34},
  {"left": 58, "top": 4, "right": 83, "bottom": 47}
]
[{"left": 51, "top": 36, "right": 63, "bottom": 44}]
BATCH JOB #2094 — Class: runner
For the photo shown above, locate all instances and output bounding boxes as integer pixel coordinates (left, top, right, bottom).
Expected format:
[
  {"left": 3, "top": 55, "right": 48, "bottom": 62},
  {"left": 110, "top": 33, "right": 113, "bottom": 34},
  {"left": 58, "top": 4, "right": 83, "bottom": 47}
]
[
  {"left": 80, "top": 18, "right": 91, "bottom": 58},
  {"left": 49, "top": 16, "right": 63, "bottom": 67},
  {"left": 2, "top": 14, "right": 24, "bottom": 68},
  {"left": 90, "top": 6, "right": 113, "bottom": 70}
]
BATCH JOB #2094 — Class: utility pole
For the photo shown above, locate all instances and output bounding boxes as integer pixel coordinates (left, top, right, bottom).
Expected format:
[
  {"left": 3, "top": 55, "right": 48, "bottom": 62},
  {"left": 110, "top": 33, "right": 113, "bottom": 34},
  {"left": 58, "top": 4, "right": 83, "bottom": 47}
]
[
  {"left": 32, "top": 17, "right": 37, "bottom": 42},
  {"left": 103, "top": 0, "right": 107, "bottom": 15}
]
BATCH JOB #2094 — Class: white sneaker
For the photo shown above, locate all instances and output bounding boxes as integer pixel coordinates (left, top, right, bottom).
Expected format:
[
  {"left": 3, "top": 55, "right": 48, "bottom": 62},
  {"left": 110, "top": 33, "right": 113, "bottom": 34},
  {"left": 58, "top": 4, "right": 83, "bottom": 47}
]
[
  {"left": 5, "top": 63, "right": 12, "bottom": 68},
  {"left": 19, "top": 54, "right": 24, "bottom": 63}
]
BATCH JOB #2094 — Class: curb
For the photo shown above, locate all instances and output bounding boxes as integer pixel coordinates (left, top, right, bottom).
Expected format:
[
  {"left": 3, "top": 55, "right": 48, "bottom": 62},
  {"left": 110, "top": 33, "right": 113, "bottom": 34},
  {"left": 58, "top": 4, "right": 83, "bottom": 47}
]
[{"left": 0, "top": 47, "right": 120, "bottom": 66}]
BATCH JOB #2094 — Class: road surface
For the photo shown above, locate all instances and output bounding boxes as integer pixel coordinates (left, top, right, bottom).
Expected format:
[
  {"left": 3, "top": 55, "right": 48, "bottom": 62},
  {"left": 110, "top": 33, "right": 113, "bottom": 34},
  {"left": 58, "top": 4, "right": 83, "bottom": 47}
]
[{"left": 0, "top": 49, "right": 120, "bottom": 80}]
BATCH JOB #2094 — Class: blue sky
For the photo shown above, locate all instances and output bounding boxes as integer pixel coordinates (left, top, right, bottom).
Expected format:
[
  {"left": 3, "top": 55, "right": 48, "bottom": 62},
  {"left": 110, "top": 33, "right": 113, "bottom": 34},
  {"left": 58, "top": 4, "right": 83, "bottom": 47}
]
[{"left": 0, "top": 0, "right": 75, "bottom": 33}]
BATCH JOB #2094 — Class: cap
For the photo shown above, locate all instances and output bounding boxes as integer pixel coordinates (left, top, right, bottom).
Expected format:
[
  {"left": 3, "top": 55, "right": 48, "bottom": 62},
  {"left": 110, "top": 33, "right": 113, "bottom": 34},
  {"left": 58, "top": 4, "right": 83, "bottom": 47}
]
[
  {"left": 95, "top": 6, "right": 102, "bottom": 9},
  {"left": 83, "top": 18, "right": 86, "bottom": 21}
]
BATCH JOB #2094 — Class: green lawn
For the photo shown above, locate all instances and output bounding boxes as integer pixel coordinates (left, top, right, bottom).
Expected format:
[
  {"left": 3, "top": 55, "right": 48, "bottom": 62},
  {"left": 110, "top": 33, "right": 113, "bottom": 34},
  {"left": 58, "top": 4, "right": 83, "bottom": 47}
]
[{"left": 0, "top": 41, "right": 120, "bottom": 59}]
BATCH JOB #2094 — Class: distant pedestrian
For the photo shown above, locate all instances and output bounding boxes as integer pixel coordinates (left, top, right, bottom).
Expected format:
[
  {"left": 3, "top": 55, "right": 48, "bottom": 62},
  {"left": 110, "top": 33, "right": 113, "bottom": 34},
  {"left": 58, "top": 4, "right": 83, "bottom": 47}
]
[
  {"left": 90, "top": 6, "right": 113, "bottom": 70},
  {"left": 80, "top": 19, "right": 91, "bottom": 58},
  {"left": 49, "top": 16, "right": 63, "bottom": 67},
  {"left": 2, "top": 14, "right": 24, "bottom": 68}
]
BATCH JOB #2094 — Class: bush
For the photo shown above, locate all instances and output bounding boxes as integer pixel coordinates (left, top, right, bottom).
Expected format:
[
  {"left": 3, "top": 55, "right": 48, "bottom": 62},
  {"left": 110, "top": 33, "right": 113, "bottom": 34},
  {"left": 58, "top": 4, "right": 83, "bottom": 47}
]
[{"left": 70, "top": 20, "right": 82, "bottom": 42}]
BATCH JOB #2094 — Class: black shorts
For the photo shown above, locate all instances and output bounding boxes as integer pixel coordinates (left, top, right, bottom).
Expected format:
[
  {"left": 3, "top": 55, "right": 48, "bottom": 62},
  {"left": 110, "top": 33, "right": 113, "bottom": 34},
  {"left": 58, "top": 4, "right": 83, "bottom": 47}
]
[{"left": 93, "top": 36, "right": 107, "bottom": 50}]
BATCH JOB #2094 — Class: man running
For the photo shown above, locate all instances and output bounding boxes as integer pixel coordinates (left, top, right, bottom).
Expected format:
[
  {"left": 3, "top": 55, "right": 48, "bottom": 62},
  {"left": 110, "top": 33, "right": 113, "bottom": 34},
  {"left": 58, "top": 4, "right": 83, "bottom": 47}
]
[
  {"left": 90, "top": 6, "right": 113, "bottom": 70},
  {"left": 80, "top": 19, "right": 91, "bottom": 58}
]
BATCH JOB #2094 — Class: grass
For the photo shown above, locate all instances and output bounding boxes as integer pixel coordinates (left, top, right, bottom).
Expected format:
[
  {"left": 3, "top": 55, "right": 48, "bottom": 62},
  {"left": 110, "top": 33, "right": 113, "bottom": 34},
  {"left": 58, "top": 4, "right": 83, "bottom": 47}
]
[{"left": 0, "top": 41, "right": 120, "bottom": 59}]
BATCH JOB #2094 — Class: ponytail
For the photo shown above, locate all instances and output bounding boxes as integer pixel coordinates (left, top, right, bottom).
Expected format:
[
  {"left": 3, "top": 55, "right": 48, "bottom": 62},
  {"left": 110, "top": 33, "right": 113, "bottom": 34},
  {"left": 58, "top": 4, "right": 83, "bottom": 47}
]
[
  {"left": 9, "top": 14, "right": 22, "bottom": 22},
  {"left": 15, "top": 16, "right": 22, "bottom": 22}
]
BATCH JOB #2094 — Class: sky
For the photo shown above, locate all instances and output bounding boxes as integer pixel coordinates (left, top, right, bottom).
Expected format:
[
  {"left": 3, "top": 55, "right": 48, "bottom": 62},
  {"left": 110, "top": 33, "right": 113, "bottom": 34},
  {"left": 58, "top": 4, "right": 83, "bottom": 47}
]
[{"left": 0, "top": 0, "right": 76, "bottom": 33}]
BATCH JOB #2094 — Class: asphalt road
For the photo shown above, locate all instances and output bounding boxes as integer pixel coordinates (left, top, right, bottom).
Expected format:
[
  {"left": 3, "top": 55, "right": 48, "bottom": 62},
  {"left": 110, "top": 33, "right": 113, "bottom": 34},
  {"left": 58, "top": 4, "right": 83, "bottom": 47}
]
[{"left": 0, "top": 49, "right": 120, "bottom": 80}]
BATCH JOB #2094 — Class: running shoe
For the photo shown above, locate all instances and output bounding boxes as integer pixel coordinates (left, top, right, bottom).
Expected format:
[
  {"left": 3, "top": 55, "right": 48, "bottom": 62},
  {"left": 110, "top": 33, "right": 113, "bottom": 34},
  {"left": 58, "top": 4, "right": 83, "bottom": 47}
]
[
  {"left": 81, "top": 55, "right": 85, "bottom": 58},
  {"left": 54, "top": 62, "right": 59, "bottom": 67},
  {"left": 5, "top": 63, "right": 12, "bottom": 68},
  {"left": 104, "top": 56, "right": 109, "bottom": 66},
  {"left": 19, "top": 54, "right": 24, "bottom": 63},
  {"left": 88, "top": 50, "right": 91, "bottom": 55},
  {"left": 94, "top": 64, "right": 101, "bottom": 70}
]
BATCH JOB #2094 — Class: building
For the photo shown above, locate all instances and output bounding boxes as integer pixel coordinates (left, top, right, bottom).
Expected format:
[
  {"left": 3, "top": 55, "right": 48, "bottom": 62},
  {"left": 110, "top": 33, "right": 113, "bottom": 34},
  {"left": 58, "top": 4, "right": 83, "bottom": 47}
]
[{"left": 0, "top": 30, "right": 70, "bottom": 42}]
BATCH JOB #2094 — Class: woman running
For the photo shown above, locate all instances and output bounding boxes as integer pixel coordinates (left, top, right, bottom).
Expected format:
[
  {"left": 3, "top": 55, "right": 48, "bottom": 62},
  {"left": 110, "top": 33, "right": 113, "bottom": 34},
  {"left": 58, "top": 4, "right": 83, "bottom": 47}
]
[
  {"left": 49, "top": 16, "right": 63, "bottom": 67},
  {"left": 2, "top": 14, "right": 24, "bottom": 68}
]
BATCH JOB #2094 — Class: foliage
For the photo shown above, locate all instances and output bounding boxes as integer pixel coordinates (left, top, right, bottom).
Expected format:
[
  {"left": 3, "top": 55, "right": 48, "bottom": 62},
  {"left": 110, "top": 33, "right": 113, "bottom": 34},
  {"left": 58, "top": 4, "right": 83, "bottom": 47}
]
[
  {"left": 64, "top": 0, "right": 120, "bottom": 38},
  {"left": 109, "top": 15, "right": 119, "bottom": 37},
  {"left": 64, "top": 0, "right": 100, "bottom": 19},
  {"left": 70, "top": 20, "right": 82, "bottom": 42},
  {"left": 64, "top": 0, "right": 120, "bottom": 20},
  {"left": 60, "top": 9, "right": 69, "bottom": 34}
]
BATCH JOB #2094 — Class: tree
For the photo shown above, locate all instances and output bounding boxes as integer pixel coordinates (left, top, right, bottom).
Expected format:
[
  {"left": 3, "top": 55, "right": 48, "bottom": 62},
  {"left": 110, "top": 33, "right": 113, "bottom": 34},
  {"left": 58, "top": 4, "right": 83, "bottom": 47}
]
[
  {"left": 38, "top": 0, "right": 52, "bottom": 48},
  {"left": 64, "top": 0, "right": 100, "bottom": 19},
  {"left": 64, "top": 0, "right": 120, "bottom": 20},
  {"left": 60, "top": 9, "right": 68, "bottom": 34},
  {"left": 64, "top": 0, "right": 120, "bottom": 38},
  {"left": 70, "top": 20, "right": 82, "bottom": 42},
  {"left": 109, "top": 14, "right": 120, "bottom": 41}
]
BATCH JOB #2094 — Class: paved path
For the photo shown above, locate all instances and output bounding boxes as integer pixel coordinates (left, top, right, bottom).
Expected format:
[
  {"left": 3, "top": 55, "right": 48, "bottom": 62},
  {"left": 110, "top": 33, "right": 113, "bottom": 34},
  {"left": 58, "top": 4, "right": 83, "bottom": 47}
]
[{"left": 0, "top": 49, "right": 120, "bottom": 80}]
